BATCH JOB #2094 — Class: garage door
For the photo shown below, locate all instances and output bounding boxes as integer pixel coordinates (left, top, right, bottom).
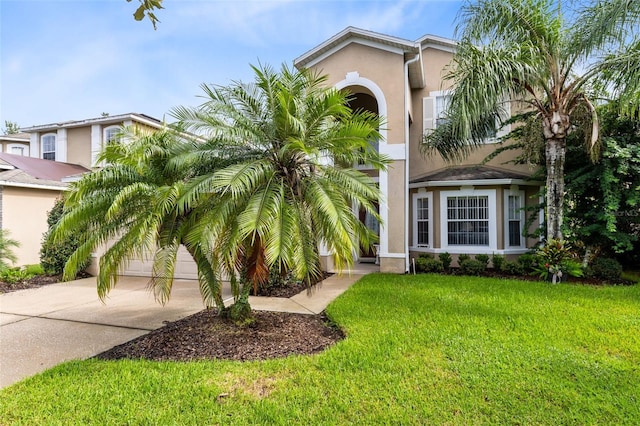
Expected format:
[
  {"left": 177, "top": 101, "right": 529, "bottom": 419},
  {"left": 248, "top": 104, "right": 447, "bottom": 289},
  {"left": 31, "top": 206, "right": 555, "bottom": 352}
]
[{"left": 122, "top": 245, "right": 199, "bottom": 280}]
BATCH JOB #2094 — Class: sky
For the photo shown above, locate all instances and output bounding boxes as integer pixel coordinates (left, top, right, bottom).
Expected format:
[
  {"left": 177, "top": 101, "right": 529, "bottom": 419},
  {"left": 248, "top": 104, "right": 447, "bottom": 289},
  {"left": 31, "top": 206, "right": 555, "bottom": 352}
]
[{"left": 0, "top": 0, "right": 463, "bottom": 129}]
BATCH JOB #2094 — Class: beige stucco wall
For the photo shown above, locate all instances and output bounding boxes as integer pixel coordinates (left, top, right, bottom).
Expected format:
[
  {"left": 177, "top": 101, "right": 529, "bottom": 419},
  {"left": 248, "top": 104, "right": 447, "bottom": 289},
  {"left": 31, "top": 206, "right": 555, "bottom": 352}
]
[
  {"left": 311, "top": 43, "right": 406, "bottom": 145},
  {"left": 409, "top": 47, "right": 534, "bottom": 180},
  {"left": 1, "top": 186, "right": 61, "bottom": 266},
  {"left": 66, "top": 126, "right": 92, "bottom": 168}
]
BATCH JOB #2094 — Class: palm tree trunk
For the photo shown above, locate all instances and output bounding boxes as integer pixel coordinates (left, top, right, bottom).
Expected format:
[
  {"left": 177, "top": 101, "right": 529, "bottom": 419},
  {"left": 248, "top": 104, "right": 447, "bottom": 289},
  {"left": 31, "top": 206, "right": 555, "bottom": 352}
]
[{"left": 545, "top": 137, "right": 566, "bottom": 240}]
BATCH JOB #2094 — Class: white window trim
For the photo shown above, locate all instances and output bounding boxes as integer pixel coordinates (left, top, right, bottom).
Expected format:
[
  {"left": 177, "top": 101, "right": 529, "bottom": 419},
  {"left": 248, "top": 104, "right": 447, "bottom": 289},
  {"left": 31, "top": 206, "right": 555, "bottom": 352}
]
[
  {"left": 412, "top": 192, "right": 433, "bottom": 249},
  {"left": 7, "top": 144, "right": 29, "bottom": 156},
  {"left": 440, "top": 189, "right": 497, "bottom": 253},
  {"left": 504, "top": 189, "right": 527, "bottom": 249},
  {"left": 41, "top": 133, "right": 57, "bottom": 160},
  {"left": 103, "top": 125, "right": 121, "bottom": 145}
]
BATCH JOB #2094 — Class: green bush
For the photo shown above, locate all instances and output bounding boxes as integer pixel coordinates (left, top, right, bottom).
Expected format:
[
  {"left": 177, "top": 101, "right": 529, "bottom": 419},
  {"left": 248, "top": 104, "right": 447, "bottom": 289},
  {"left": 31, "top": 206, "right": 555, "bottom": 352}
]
[
  {"left": 491, "top": 253, "right": 505, "bottom": 270},
  {"left": 438, "top": 252, "right": 452, "bottom": 269},
  {"left": 517, "top": 253, "right": 537, "bottom": 273},
  {"left": 475, "top": 254, "right": 490, "bottom": 267},
  {"left": 458, "top": 254, "right": 471, "bottom": 264},
  {"left": 24, "top": 264, "right": 44, "bottom": 275},
  {"left": 590, "top": 257, "right": 623, "bottom": 281},
  {"left": 460, "top": 259, "right": 485, "bottom": 276},
  {"left": 0, "top": 267, "right": 33, "bottom": 284},
  {"left": 416, "top": 256, "right": 444, "bottom": 273},
  {"left": 501, "top": 261, "right": 525, "bottom": 276},
  {"left": 40, "top": 199, "right": 90, "bottom": 276}
]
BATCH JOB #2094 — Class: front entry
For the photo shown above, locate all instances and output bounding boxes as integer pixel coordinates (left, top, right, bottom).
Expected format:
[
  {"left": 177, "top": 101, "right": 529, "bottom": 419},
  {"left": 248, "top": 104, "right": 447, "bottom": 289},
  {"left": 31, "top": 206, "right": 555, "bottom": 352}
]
[{"left": 359, "top": 204, "right": 379, "bottom": 263}]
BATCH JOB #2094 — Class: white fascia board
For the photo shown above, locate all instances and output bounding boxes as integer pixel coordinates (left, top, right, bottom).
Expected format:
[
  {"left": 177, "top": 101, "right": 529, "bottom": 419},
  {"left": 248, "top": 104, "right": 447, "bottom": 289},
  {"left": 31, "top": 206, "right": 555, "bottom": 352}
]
[
  {"left": 295, "top": 26, "right": 416, "bottom": 68},
  {"left": 0, "top": 181, "right": 67, "bottom": 191},
  {"left": 417, "top": 34, "right": 458, "bottom": 53},
  {"left": 409, "top": 179, "right": 538, "bottom": 189},
  {"left": 20, "top": 113, "right": 163, "bottom": 132}
]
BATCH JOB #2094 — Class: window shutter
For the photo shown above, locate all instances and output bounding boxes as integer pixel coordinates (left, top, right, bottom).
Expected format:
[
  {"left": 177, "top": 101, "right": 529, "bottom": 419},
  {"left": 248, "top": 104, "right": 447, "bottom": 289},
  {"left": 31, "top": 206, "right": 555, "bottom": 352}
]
[
  {"left": 91, "top": 125, "right": 101, "bottom": 167},
  {"left": 423, "top": 97, "right": 435, "bottom": 135}
]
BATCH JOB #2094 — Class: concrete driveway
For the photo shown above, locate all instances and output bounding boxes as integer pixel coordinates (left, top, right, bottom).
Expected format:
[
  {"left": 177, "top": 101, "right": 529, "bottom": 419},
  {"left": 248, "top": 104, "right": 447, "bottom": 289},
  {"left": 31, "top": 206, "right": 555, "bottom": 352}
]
[{"left": 0, "top": 276, "right": 232, "bottom": 389}]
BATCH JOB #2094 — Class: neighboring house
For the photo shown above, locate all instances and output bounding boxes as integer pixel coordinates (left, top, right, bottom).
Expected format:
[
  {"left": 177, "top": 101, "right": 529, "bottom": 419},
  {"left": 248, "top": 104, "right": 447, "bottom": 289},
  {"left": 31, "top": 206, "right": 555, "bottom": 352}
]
[
  {"left": 0, "top": 113, "right": 163, "bottom": 268},
  {"left": 294, "top": 27, "right": 541, "bottom": 273},
  {"left": 20, "top": 113, "right": 162, "bottom": 169},
  {"left": 0, "top": 153, "right": 89, "bottom": 265},
  {"left": 0, "top": 132, "right": 31, "bottom": 157}
]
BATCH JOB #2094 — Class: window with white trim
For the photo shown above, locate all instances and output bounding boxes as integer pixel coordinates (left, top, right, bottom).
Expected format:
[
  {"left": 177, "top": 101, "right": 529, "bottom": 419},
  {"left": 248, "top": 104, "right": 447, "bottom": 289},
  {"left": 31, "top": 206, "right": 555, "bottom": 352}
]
[
  {"left": 41, "top": 134, "right": 56, "bottom": 160},
  {"left": 440, "top": 189, "right": 497, "bottom": 251},
  {"left": 423, "top": 91, "right": 452, "bottom": 134},
  {"left": 413, "top": 192, "right": 433, "bottom": 248},
  {"left": 11, "top": 146, "right": 24, "bottom": 156},
  {"left": 504, "top": 189, "right": 526, "bottom": 248},
  {"left": 104, "top": 126, "right": 121, "bottom": 146},
  {"left": 435, "top": 95, "right": 451, "bottom": 128},
  {"left": 447, "top": 195, "right": 489, "bottom": 245}
]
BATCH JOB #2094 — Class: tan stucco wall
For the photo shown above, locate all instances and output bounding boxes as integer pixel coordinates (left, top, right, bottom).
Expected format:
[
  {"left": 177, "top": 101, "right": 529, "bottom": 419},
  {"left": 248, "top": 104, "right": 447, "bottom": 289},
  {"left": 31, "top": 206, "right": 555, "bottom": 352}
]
[
  {"left": 66, "top": 127, "right": 92, "bottom": 168},
  {"left": 311, "top": 43, "right": 406, "bottom": 145},
  {"left": 2, "top": 186, "right": 61, "bottom": 266}
]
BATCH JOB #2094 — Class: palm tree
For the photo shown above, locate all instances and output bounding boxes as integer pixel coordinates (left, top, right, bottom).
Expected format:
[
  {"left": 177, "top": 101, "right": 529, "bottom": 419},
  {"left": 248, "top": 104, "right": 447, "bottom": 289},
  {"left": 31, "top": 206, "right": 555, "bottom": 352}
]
[
  {"left": 422, "top": 0, "right": 640, "bottom": 241},
  {"left": 0, "top": 229, "right": 19, "bottom": 270},
  {"left": 52, "top": 126, "right": 240, "bottom": 310},
  {"left": 173, "top": 64, "right": 387, "bottom": 321}
]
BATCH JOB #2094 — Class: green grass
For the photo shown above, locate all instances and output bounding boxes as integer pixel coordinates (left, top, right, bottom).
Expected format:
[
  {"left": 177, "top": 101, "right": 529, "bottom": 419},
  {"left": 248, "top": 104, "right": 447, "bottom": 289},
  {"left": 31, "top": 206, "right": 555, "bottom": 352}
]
[{"left": 2, "top": 274, "right": 639, "bottom": 425}]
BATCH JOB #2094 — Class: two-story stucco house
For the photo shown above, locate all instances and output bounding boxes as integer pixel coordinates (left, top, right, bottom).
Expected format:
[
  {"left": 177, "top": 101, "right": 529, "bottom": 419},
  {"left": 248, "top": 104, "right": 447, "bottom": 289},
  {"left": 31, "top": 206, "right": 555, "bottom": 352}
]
[
  {"left": 0, "top": 113, "right": 163, "bottom": 266},
  {"left": 294, "top": 27, "right": 541, "bottom": 273}
]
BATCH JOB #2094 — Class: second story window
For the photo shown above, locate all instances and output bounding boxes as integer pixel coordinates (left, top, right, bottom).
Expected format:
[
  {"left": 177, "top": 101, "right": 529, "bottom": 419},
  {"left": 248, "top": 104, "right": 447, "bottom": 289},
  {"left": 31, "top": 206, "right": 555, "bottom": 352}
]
[
  {"left": 435, "top": 95, "right": 451, "bottom": 128},
  {"left": 41, "top": 134, "right": 56, "bottom": 161},
  {"left": 104, "top": 126, "right": 121, "bottom": 146}
]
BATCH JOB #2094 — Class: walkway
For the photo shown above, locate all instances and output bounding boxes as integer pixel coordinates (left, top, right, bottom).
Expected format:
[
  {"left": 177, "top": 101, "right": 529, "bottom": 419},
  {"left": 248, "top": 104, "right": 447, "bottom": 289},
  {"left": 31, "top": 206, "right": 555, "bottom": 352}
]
[{"left": 0, "top": 265, "right": 375, "bottom": 389}]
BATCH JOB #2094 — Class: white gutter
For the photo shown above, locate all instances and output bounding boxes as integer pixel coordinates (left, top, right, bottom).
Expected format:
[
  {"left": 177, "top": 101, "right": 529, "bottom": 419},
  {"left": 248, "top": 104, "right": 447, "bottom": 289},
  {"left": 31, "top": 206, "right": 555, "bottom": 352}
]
[
  {"left": 0, "top": 181, "right": 67, "bottom": 191},
  {"left": 404, "top": 51, "right": 421, "bottom": 273}
]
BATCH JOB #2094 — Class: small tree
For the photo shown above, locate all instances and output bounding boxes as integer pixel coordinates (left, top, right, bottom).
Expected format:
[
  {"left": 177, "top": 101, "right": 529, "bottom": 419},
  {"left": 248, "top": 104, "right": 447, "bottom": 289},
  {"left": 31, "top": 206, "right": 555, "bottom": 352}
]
[
  {"left": 40, "top": 199, "right": 89, "bottom": 276},
  {"left": 2, "top": 120, "right": 20, "bottom": 135},
  {"left": 0, "top": 229, "right": 19, "bottom": 270}
]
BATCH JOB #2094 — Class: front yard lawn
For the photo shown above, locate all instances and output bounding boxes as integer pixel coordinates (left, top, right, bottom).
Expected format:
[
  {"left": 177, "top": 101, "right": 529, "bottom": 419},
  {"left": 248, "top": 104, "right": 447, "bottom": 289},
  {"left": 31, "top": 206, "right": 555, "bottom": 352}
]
[{"left": 1, "top": 274, "right": 638, "bottom": 425}]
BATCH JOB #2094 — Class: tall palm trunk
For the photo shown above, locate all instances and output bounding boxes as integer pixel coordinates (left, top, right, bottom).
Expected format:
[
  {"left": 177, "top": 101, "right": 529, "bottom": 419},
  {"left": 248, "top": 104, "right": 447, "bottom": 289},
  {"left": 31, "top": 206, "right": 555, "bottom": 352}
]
[{"left": 544, "top": 137, "right": 567, "bottom": 240}]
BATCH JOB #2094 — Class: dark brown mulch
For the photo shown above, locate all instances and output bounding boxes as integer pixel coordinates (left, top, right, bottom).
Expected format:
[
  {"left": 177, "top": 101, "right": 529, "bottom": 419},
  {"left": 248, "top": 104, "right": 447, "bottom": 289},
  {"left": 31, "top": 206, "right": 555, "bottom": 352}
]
[
  {"left": 95, "top": 309, "right": 345, "bottom": 362},
  {"left": 254, "top": 272, "right": 334, "bottom": 298},
  {"left": 0, "top": 274, "right": 61, "bottom": 293}
]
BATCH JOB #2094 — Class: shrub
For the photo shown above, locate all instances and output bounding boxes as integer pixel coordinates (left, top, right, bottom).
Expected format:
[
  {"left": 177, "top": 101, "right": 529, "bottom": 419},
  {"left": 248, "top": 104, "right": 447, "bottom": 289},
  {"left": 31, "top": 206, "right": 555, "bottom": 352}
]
[
  {"left": 501, "top": 261, "right": 525, "bottom": 276},
  {"left": 517, "top": 253, "right": 537, "bottom": 273},
  {"left": 534, "top": 239, "right": 584, "bottom": 279},
  {"left": 475, "top": 254, "right": 490, "bottom": 267},
  {"left": 491, "top": 253, "right": 505, "bottom": 270},
  {"left": 40, "top": 199, "right": 90, "bottom": 276},
  {"left": 438, "top": 252, "right": 452, "bottom": 269},
  {"left": 24, "top": 264, "right": 44, "bottom": 275},
  {"left": 459, "top": 259, "right": 485, "bottom": 276},
  {"left": 458, "top": 254, "right": 471, "bottom": 264},
  {"left": 416, "top": 256, "right": 444, "bottom": 273},
  {"left": 590, "top": 257, "right": 623, "bottom": 281},
  {"left": 0, "top": 267, "right": 33, "bottom": 284}
]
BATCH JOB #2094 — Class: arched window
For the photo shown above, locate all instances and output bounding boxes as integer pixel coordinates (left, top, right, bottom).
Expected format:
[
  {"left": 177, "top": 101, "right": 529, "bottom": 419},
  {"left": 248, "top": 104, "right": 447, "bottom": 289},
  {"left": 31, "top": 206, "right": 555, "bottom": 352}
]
[
  {"left": 103, "top": 126, "right": 121, "bottom": 146},
  {"left": 41, "top": 134, "right": 56, "bottom": 160}
]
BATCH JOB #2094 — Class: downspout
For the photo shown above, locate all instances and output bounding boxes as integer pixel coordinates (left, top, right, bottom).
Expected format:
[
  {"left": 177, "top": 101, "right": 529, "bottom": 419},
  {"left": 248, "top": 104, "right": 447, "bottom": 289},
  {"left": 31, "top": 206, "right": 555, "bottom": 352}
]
[{"left": 404, "top": 51, "right": 421, "bottom": 273}]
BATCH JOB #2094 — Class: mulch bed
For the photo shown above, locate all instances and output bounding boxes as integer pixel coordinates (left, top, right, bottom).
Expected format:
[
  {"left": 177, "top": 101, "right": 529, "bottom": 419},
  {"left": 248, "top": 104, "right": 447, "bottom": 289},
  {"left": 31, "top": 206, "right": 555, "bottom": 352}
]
[
  {"left": 0, "top": 274, "right": 61, "bottom": 293},
  {"left": 95, "top": 309, "right": 345, "bottom": 362}
]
